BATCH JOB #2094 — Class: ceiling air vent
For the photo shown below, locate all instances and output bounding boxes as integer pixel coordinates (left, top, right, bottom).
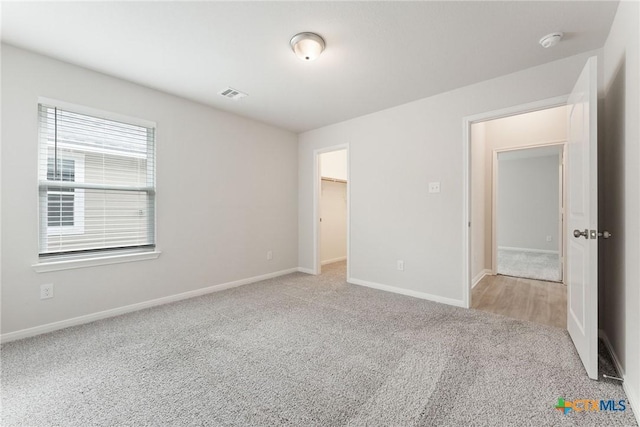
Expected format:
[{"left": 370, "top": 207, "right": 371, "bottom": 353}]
[{"left": 218, "top": 87, "right": 248, "bottom": 101}]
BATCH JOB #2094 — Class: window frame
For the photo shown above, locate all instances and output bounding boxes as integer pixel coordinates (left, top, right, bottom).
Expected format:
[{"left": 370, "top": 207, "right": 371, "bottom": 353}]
[{"left": 36, "top": 98, "right": 158, "bottom": 262}]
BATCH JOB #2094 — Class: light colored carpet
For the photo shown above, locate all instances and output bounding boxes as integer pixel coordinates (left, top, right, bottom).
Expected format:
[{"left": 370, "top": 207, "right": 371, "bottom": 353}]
[
  {"left": 1, "top": 262, "right": 635, "bottom": 426},
  {"left": 497, "top": 249, "right": 563, "bottom": 282}
]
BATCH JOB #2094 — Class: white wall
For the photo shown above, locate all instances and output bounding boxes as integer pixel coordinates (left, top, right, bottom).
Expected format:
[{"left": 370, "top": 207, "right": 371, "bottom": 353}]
[
  {"left": 299, "top": 50, "right": 599, "bottom": 305},
  {"left": 600, "top": 0, "right": 640, "bottom": 413},
  {"left": 320, "top": 150, "right": 347, "bottom": 181},
  {"left": 483, "top": 106, "right": 567, "bottom": 149},
  {"left": 1, "top": 45, "right": 299, "bottom": 335},
  {"left": 497, "top": 151, "right": 560, "bottom": 252}
]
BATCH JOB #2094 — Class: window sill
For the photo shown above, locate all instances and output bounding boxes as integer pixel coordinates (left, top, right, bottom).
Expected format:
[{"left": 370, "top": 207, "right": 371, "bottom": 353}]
[{"left": 32, "top": 250, "right": 161, "bottom": 273}]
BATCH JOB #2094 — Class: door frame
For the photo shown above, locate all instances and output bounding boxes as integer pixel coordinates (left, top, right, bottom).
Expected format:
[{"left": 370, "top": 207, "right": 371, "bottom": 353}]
[
  {"left": 462, "top": 95, "right": 569, "bottom": 308},
  {"left": 491, "top": 142, "right": 566, "bottom": 281},
  {"left": 313, "top": 144, "right": 350, "bottom": 276}
]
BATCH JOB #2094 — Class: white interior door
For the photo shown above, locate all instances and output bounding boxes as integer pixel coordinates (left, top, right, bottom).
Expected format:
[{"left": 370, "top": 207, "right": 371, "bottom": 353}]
[{"left": 566, "top": 56, "right": 598, "bottom": 380}]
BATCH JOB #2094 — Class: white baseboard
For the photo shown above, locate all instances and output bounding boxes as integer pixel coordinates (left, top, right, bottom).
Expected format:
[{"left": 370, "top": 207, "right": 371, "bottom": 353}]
[
  {"left": 321, "top": 256, "right": 347, "bottom": 266},
  {"left": 347, "top": 277, "right": 465, "bottom": 308},
  {"left": 297, "top": 267, "right": 316, "bottom": 275},
  {"left": 498, "top": 246, "right": 559, "bottom": 255},
  {"left": 0, "top": 267, "right": 299, "bottom": 344},
  {"left": 599, "top": 329, "right": 640, "bottom": 425},
  {"left": 472, "top": 269, "right": 493, "bottom": 288}
]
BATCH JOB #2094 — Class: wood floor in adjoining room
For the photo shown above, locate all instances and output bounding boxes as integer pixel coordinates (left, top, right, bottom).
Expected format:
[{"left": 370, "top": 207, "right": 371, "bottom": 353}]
[{"left": 472, "top": 274, "right": 567, "bottom": 329}]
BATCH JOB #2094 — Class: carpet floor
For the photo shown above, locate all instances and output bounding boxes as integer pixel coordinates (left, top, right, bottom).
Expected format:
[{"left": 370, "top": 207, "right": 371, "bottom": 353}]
[
  {"left": 1, "top": 262, "right": 636, "bottom": 426},
  {"left": 497, "top": 249, "right": 563, "bottom": 282}
]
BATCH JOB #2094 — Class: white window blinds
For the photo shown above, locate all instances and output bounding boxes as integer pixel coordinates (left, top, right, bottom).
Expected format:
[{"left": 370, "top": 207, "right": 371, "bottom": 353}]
[{"left": 38, "top": 103, "right": 156, "bottom": 257}]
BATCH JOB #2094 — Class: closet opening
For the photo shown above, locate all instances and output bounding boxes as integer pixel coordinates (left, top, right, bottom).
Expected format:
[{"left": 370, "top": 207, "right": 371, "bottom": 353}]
[{"left": 315, "top": 147, "right": 348, "bottom": 277}]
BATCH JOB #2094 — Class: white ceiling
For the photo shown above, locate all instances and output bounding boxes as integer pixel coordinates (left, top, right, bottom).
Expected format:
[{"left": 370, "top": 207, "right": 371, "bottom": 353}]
[{"left": 1, "top": 1, "right": 618, "bottom": 133}]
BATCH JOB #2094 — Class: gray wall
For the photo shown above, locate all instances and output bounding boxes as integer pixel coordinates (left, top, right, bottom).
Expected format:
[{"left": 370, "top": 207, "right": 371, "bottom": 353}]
[
  {"left": 497, "top": 151, "right": 560, "bottom": 252},
  {"left": 1, "top": 45, "right": 299, "bottom": 335}
]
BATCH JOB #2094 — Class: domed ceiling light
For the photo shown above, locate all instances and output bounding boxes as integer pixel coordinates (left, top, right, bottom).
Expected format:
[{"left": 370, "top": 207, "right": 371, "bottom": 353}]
[{"left": 290, "top": 32, "right": 326, "bottom": 61}]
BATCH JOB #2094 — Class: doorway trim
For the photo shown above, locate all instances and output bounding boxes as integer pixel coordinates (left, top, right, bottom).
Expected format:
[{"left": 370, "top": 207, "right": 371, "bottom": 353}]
[
  {"left": 491, "top": 141, "right": 566, "bottom": 281},
  {"left": 462, "top": 95, "right": 569, "bottom": 309},
  {"left": 313, "top": 144, "right": 350, "bottom": 277}
]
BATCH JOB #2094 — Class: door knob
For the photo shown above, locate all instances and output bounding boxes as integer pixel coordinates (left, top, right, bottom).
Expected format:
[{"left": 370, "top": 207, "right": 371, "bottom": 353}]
[
  {"left": 598, "top": 231, "right": 612, "bottom": 239},
  {"left": 573, "top": 229, "right": 588, "bottom": 239}
]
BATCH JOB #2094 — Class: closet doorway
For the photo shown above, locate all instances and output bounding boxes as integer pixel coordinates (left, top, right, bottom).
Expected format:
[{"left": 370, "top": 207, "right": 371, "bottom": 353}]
[{"left": 315, "top": 148, "right": 348, "bottom": 276}]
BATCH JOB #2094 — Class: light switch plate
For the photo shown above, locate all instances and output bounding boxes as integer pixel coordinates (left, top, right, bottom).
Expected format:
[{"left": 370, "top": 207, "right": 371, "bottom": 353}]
[{"left": 428, "top": 182, "right": 441, "bottom": 193}]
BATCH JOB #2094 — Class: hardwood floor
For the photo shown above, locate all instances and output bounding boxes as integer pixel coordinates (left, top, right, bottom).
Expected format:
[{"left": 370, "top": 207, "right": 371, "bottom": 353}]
[{"left": 472, "top": 274, "right": 567, "bottom": 329}]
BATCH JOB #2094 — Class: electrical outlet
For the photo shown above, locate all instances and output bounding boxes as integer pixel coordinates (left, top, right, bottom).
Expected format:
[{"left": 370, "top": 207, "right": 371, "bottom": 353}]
[
  {"left": 397, "top": 260, "right": 404, "bottom": 271},
  {"left": 428, "top": 182, "right": 441, "bottom": 193},
  {"left": 40, "top": 283, "right": 54, "bottom": 300},
  {"left": 546, "top": 235, "right": 552, "bottom": 242},
  {"left": 267, "top": 250, "right": 273, "bottom": 261}
]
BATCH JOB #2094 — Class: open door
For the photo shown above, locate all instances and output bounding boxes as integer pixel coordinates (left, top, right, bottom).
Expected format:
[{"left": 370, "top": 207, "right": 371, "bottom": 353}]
[{"left": 566, "top": 56, "right": 598, "bottom": 379}]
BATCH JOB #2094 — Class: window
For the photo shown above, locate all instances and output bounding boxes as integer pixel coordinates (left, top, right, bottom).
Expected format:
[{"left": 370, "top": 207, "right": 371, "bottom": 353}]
[
  {"left": 46, "top": 155, "right": 85, "bottom": 235},
  {"left": 38, "top": 102, "right": 156, "bottom": 257}
]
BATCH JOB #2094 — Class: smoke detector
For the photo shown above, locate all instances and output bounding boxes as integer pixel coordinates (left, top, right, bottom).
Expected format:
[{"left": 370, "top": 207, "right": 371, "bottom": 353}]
[
  {"left": 218, "top": 87, "right": 248, "bottom": 101},
  {"left": 539, "top": 32, "right": 563, "bottom": 48}
]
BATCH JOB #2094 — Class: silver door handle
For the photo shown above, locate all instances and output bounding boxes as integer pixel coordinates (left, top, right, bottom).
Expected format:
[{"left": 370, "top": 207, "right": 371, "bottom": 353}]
[
  {"left": 598, "top": 231, "right": 612, "bottom": 239},
  {"left": 573, "top": 229, "right": 588, "bottom": 239}
]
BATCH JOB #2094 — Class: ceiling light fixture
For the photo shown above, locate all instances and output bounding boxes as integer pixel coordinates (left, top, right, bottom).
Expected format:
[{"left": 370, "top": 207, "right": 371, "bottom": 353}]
[
  {"left": 290, "top": 32, "right": 325, "bottom": 61},
  {"left": 539, "top": 32, "right": 563, "bottom": 48}
]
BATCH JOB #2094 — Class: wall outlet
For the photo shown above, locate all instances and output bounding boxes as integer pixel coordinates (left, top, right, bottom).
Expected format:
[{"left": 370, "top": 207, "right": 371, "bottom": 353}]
[
  {"left": 397, "top": 260, "right": 404, "bottom": 271},
  {"left": 267, "top": 250, "right": 273, "bottom": 261},
  {"left": 428, "top": 182, "right": 441, "bottom": 193},
  {"left": 546, "top": 235, "right": 552, "bottom": 242},
  {"left": 40, "top": 283, "right": 54, "bottom": 299}
]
